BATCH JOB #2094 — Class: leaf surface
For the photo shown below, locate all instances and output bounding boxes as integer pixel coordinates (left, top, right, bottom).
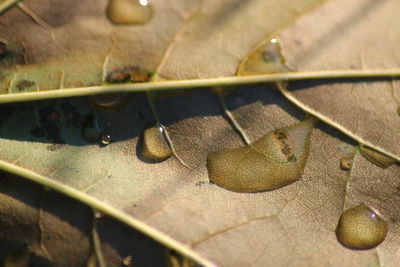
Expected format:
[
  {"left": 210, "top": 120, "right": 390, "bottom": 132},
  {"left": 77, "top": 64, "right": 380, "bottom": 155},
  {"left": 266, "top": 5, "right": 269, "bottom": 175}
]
[
  {"left": 1, "top": 0, "right": 400, "bottom": 266},
  {"left": 274, "top": 0, "right": 400, "bottom": 156}
]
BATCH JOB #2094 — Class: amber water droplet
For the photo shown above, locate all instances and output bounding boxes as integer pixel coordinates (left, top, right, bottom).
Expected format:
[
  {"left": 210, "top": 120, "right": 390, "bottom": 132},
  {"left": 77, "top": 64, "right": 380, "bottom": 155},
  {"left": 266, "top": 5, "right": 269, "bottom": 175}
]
[
  {"left": 101, "top": 133, "right": 111, "bottom": 145},
  {"left": 82, "top": 115, "right": 101, "bottom": 143},
  {"left": 141, "top": 124, "right": 172, "bottom": 162},
  {"left": 336, "top": 204, "right": 388, "bottom": 249},
  {"left": 359, "top": 145, "right": 396, "bottom": 168},
  {"left": 340, "top": 157, "right": 353, "bottom": 170},
  {"left": 207, "top": 118, "right": 316, "bottom": 192},
  {"left": 121, "top": 255, "right": 132, "bottom": 266},
  {"left": 106, "top": 0, "right": 153, "bottom": 25},
  {"left": 237, "top": 38, "right": 290, "bottom": 75}
]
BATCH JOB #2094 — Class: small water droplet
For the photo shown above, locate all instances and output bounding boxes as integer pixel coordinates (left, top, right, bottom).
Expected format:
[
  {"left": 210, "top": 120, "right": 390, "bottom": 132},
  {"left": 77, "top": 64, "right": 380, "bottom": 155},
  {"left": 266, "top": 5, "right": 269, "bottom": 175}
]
[
  {"left": 207, "top": 118, "right": 316, "bottom": 192},
  {"left": 100, "top": 133, "right": 111, "bottom": 145},
  {"left": 106, "top": 0, "right": 153, "bottom": 25},
  {"left": 141, "top": 124, "right": 172, "bottom": 162},
  {"left": 81, "top": 115, "right": 101, "bottom": 143},
  {"left": 237, "top": 38, "right": 291, "bottom": 75},
  {"left": 340, "top": 157, "right": 353, "bottom": 170},
  {"left": 121, "top": 255, "right": 132, "bottom": 266},
  {"left": 336, "top": 204, "right": 388, "bottom": 249},
  {"left": 359, "top": 145, "right": 396, "bottom": 168}
]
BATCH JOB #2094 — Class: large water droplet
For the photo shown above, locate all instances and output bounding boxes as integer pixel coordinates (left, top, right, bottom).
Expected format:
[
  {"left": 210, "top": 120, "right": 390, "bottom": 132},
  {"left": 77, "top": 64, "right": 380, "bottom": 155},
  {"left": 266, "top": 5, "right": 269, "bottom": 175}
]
[
  {"left": 207, "top": 118, "right": 315, "bottom": 192},
  {"left": 336, "top": 204, "right": 388, "bottom": 249},
  {"left": 141, "top": 124, "right": 172, "bottom": 162},
  {"left": 237, "top": 38, "right": 290, "bottom": 75},
  {"left": 359, "top": 145, "right": 396, "bottom": 168},
  {"left": 106, "top": 0, "right": 153, "bottom": 25}
]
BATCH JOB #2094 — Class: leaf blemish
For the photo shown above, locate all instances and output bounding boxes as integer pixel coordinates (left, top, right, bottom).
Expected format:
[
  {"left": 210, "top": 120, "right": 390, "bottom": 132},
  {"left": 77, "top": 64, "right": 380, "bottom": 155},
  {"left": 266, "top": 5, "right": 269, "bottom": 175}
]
[
  {"left": 105, "top": 66, "right": 152, "bottom": 83},
  {"left": 16, "top": 80, "right": 35, "bottom": 91}
]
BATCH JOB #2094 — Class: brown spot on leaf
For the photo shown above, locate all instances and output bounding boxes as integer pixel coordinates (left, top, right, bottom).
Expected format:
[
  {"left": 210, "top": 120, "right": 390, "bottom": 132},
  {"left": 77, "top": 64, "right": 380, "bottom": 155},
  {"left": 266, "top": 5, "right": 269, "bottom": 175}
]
[
  {"left": 16, "top": 80, "right": 35, "bottom": 91},
  {"left": 106, "top": 66, "right": 151, "bottom": 83},
  {"left": 272, "top": 131, "right": 296, "bottom": 162}
]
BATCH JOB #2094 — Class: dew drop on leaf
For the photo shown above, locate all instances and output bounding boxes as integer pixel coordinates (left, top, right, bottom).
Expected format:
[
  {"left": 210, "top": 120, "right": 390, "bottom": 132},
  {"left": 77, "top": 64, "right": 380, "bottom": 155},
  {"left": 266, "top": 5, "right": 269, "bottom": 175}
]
[
  {"left": 207, "top": 118, "right": 316, "bottom": 193},
  {"left": 106, "top": 0, "right": 153, "bottom": 25},
  {"left": 81, "top": 115, "right": 101, "bottom": 143},
  {"left": 141, "top": 124, "right": 172, "bottom": 162},
  {"left": 336, "top": 204, "right": 388, "bottom": 249},
  {"left": 237, "top": 38, "right": 290, "bottom": 75},
  {"left": 100, "top": 133, "right": 112, "bottom": 145},
  {"left": 359, "top": 145, "right": 396, "bottom": 168}
]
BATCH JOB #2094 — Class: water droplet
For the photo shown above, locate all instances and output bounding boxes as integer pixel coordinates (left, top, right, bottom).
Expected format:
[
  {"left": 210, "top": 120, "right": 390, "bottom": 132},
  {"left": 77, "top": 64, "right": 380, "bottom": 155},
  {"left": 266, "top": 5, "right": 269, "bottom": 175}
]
[
  {"left": 106, "top": 0, "right": 153, "bottom": 25},
  {"left": 81, "top": 115, "right": 101, "bottom": 143},
  {"left": 100, "top": 133, "right": 111, "bottom": 145},
  {"left": 207, "top": 118, "right": 316, "bottom": 192},
  {"left": 336, "top": 204, "right": 388, "bottom": 249},
  {"left": 121, "top": 255, "right": 132, "bottom": 266},
  {"left": 359, "top": 145, "right": 396, "bottom": 168},
  {"left": 141, "top": 124, "right": 172, "bottom": 162},
  {"left": 340, "top": 157, "right": 353, "bottom": 170},
  {"left": 237, "top": 38, "right": 291, "bottom": 75}
]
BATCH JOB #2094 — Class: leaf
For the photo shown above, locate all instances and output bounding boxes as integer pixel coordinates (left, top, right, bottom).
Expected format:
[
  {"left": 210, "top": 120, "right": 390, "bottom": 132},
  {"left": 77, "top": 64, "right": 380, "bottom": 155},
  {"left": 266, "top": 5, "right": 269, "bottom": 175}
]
[
  {"left": 1, "top": 0, "right": 400, "bottom": 266},
  {"left": 0, "top": 172, "right": 167, "bottom": 266},
  {"left": 274, "top": 0, "right": 400, "bottom": 157},
  {"left": 0, "top": 0, "right": 323, "bottom": 94},
  {"left": 1, "top": 86, "right": 399, "bottom": 266}
]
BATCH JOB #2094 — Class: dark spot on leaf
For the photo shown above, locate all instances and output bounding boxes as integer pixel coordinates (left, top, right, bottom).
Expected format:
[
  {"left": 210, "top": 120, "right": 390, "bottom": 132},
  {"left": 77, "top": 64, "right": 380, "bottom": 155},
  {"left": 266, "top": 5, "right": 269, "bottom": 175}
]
[
  {"left": 47, "top": 143, "right": 64, "bottom": 151},
  {"left": 273, "top": 131, "right": 296, "bottom": 161},
  {"left": 0, "top": 41, "right": 7, "bottom": 57},
  {"left": 106, "top": 66, "right": 152, "bottom": 83},
  {"left": 16, "top": 80, "right": 35, "bottom": 91}
]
